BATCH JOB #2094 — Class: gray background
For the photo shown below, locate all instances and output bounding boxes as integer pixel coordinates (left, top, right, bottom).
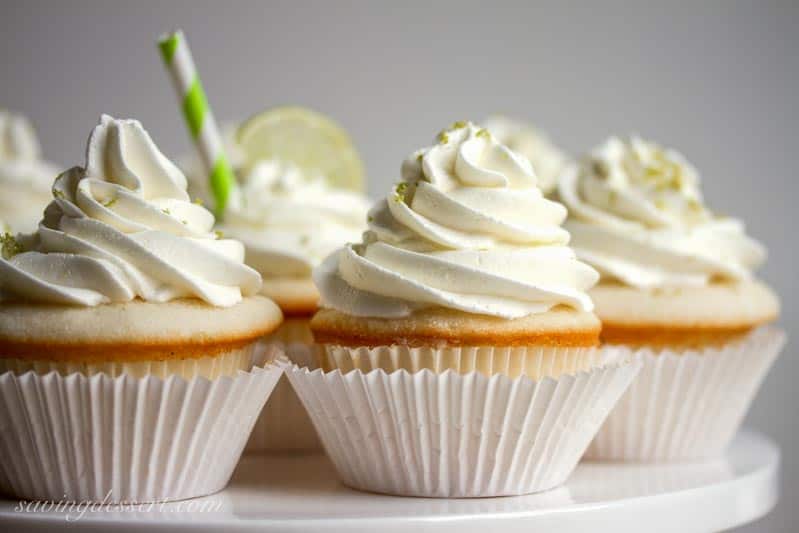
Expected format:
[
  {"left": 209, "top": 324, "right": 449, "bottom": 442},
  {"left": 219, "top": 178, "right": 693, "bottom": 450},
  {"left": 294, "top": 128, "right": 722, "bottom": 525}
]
[{"left": 1, "top": 1, "right": 797, "bottom": 530}]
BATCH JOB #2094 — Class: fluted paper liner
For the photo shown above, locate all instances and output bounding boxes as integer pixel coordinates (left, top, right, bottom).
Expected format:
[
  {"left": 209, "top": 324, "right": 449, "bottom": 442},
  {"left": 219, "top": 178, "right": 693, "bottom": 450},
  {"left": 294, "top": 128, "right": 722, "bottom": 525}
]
[
  {"left": 323, "top": 344, "right": 603, "bottom": 379},
  {"left": 586, "top": 326, "right": 785, "bottom": 462},
  {"left": 246, "top": 332, "right": 322, "bottom": 452},
  {"left": 283, "top": 352, "right": 641, "bottom": 497},
  {"left": 0, "top": 361, "right": 282, "bottom": 503}
]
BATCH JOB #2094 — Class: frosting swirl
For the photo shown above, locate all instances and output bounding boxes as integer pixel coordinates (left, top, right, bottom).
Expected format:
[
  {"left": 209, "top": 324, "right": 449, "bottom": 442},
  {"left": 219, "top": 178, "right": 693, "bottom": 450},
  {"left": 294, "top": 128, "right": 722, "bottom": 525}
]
[
  {"left": 219, "top": 160, "right": 369, "bottom": 277},
  {"left": 558, "top": 135, "right": 765, "bottom": 288},
  {"left": 0, "top": 111, "right": 60, "bottom": 233},
  {"left": 0, "top": 115, "right": 261, "bottom": 307},
  {"left": 483, "top": 116, "right": 568, "bottom": 195},
  {"left": 316, "top": 121, "right": 598, "bottom": 319},
  {"left": 182, "top": 128, "right": 369, "bottom": 278}
]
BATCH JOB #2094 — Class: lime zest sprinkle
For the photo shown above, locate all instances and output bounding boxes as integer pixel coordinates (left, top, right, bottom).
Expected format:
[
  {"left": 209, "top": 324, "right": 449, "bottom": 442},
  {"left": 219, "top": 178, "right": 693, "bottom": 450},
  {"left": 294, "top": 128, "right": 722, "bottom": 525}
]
[
  {"left": 162, "top": 208, "right": 172, "bottom": 215},
  {"left": 687, "top": 198, "right": 703, "bottom": 211},
  {"left": 214, "top": 230, "right": 224, "bottom": 239},
  {"left": 102, "top": 197, "right": 118, "bottom": 208},
  {"left": 367, "top": 215, "right": 374, "bottom": 223},
  {"left": 1, "top": 233, "right": 23, "bottom": 259},
  {"left": 438, "top": 120, "right": 470, "bottom": 143},
  {"left": 592, "top": 161, "right": 608, "bottom": 179},
  {"left": 193, "top": 197, "right": 204, "bottom": 205},
  {"left": 394, "top": 182, "right": 409, "bottom": 203},
  {"left": 476, "top": 128, "right": 490, "bottom": 139},
  {"left": 52, "top": 189, "right": 66, "bottom": 200},
  {"left": 299, "top": 235, "right": 310, "bottom": 245}
]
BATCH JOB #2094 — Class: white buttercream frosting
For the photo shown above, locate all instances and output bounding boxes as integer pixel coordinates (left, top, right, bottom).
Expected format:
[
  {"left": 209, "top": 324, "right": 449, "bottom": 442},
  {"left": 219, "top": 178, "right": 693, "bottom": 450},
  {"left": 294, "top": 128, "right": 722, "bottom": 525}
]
[
  {"left": 219, "top": 160, "right": 370, "bottom": 278},
  {"left": 558, "top": 135, "right": 765, "bottom": 289},
  {"left": 182, "top": 127, "right": 370, "bottom": 279},
  {"left": 0, "top": 111, "right": 60, "bottom": 233},
  {"left": 316, "top": 121, "right": 598, "bottom": 319},
  {"left": 0, "top": 115, "right": 261, "bottom": 307},
  {"left": 482, "top": 116, "right": 568, "bottom": 195}
]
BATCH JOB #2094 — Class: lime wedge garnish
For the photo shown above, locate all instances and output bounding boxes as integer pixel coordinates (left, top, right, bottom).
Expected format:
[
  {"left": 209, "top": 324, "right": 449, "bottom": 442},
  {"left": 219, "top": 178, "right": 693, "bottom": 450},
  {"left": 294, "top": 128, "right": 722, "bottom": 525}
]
[{"left": 236, "top": 106, "right": 365, "bottom": 191}]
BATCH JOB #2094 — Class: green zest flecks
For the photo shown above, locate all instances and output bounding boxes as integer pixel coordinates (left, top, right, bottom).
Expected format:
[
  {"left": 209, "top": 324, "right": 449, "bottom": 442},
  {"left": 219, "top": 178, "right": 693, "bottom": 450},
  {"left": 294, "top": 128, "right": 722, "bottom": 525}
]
[
  {"left": 1, "top": 233, "right": 23, "bottom": 259},
  {"left": 394, "top": 182, "right": 409, "bottom": 203},
  {"left": 437, "top": 120, "right": 469, "bottom": 144}
]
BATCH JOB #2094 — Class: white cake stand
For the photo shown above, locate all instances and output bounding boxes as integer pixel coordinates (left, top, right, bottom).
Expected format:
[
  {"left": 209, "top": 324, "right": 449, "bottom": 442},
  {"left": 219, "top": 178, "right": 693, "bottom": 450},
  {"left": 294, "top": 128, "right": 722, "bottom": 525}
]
[{"left": 0, "top": 429, "right": 778, "bottom": 533}]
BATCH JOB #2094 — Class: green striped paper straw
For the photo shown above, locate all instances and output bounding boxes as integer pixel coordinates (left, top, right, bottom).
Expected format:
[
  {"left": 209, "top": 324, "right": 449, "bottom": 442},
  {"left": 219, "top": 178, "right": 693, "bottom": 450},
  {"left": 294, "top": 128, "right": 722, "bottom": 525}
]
[{"left": 158, "top": 29, "right": 235, "bottom": 218}]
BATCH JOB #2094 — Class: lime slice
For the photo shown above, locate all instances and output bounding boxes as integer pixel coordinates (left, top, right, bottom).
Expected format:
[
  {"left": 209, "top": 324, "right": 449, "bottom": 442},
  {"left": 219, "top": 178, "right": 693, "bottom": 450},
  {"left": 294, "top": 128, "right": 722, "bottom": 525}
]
[{"left": 236, "top": 106, "right": 365, "bottom": 192}]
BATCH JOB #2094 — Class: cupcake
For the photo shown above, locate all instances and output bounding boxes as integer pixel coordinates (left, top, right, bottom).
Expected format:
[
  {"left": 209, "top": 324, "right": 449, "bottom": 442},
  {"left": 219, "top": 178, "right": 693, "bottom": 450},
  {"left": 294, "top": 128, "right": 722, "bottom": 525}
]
[
  {"left": 184, "top": 107, "right": 370, "bottom": 451},
  {"left": 558, "top": 135, "right": 784, "bottom": 461},
  {"left": 483, "top": 115, "right": 568, "bottom": 196},
  {"left": 0, "top": 110, "right": 60, "bottom": 234},
  {"left": 285, "top": 121, "right": 641, "bottom": 497},
  {"left": 0, "top": 115, "right": 284, "bottom": 502}
]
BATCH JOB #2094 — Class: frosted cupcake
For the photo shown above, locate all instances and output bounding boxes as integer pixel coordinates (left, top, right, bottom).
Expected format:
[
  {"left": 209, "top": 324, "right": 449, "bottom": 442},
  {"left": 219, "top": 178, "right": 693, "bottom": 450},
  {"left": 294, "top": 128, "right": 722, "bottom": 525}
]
[
  {"left": 0, "top": 115, "right": 284, "bottom": 502},
  {"left": 0, "top": 110, "right": 60, "bottom": 234},
  {"left": 483, "top": 115, "right": 568, "bottom": 196},
  {"left": 558, "top": 135, "right": 784, "bottom": 461},
  {"left": 184, "top": 107, "right": 370, "bottom": 451},
  {"left": 220, "top": 160, "right": 369, "bottom": 318},
  {"left": 285, "top": 121, "right": 641, "bottom": 497}
]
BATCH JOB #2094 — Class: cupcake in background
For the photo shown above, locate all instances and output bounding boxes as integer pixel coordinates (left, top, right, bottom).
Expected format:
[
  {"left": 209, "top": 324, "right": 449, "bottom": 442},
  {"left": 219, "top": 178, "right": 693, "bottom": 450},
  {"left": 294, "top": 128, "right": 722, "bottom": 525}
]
[
  {"left": 558, "top": 135, "right": 784, "bottom": 461},
  {"left": 219, "top": 159, "right": 368, "bottom": 319},
  {"left": 0, "top": 110, "right": 60, "bottom": 234},
  {"left": 184, "top": 107, "right": 370, "bottom": 452},
  {"left": 285, "top": 121, "right": 640, "bottom": 497},
  {"left": 483, "top": 115, "right": 569, "bottom": 195},
  {"left": 0, "top": 115, "right": 284, "bottom": 502}
]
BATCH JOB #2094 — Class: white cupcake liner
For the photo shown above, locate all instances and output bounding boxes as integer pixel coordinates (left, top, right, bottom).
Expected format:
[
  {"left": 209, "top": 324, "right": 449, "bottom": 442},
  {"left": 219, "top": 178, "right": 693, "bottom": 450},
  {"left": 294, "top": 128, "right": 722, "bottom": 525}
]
[
  {"left": 245, "top": 339, "right": 322, "bottom": 452},
  {"left": 283, "top": 350, "right": 641, "bottom": 497},
  {"left": 0, "top": 360, "right": 283, "bottom": 503},
  {"left": 585, "top": 326, "right": 785, "bottom": 462},
  {"left": 323, "top": 344, "right": 603, "bottom": 379}
]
